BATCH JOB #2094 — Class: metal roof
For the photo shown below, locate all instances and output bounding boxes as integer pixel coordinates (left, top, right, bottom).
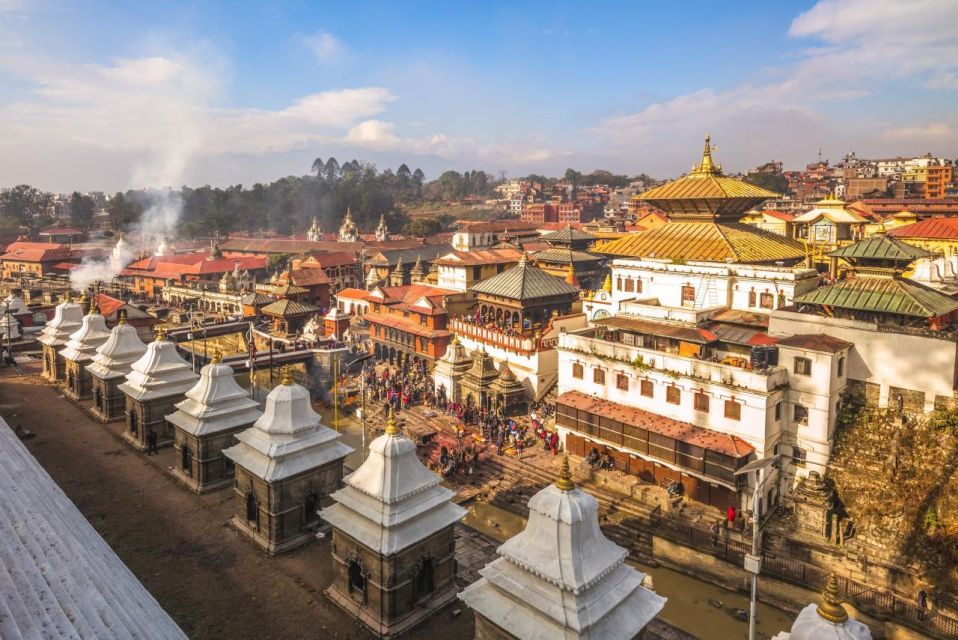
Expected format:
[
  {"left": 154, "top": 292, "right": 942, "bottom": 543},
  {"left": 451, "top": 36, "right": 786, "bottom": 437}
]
[
  {"left": 887, "top": 217, "right": 958, "bottom": 240},
  {"left": 595, "top": 315, "right": 718, "bottom": 344},
  {"left": 471, "top": 254, "right": 580, "bottom": 301},
  {"left": 795, "top": 275, "right": 958, "bottom": 318},
  {"left": 593, "top": 221, "right": 806, "bottom": 264},
  {"left": 829, "top": 235, "right": 931, "bottom": 262},
  {"left": 531, "top": 247, "right": 603, "bottom": 264},
  {"left": 539, "top": 226, "right": 598, "bottom": 244},
  {"left": 260, "top": 299, "right": 321, "bottom": 316}
]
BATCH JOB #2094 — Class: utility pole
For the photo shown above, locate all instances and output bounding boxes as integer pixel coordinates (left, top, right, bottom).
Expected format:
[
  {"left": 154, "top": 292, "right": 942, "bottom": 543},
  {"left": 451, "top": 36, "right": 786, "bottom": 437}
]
[
  {"left": 735, "top": 455, "right": 780, "bottom": 640},
  {"left": 333, "top": 351, "right": 340, "bottom": 432}
]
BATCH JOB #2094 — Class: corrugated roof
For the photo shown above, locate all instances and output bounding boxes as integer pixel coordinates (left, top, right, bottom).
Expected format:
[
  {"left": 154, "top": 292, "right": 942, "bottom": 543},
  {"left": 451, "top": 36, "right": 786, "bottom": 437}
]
[
  {"left": 592, "top": 221, "right": 806, "bottom": 264},
  {"left": 795, "top": 275, "right": 958, "bottom": 317},
  {"left": 539, "top": 226, "right": 597, "bottom": 244},
  {"left": 829, "top": 235, "right": 931, "bottom": 262},
  {"left": 531, "top": 247, "right": 603, "bottom": 264},
  {"left": 888, "top": 217, "right": 958, "bottom": 241},
  {"left": 595, "top": 315, "right": 718, "bottom": 344},
  {"left": 777, "top": 334, "right": 854, "bottom": 353},
  {"left": 471, "top": 255, "right": 580, "bottom": 301},
  {"left": 557, "top": 391, "right": 755, "bottom": 459},
  {"left": 260, "top": 299, "right": 321, "bottom": 316}
]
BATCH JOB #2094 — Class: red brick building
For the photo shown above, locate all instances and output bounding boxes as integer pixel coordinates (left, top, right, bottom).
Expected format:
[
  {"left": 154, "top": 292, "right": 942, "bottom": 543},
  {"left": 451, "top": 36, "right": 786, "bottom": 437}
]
[
  {"left": 365, "top": 284, "right": 464, "bottom": 368},
  {"left": 0, "top": 242, "right": 78, "bottom": 278}
]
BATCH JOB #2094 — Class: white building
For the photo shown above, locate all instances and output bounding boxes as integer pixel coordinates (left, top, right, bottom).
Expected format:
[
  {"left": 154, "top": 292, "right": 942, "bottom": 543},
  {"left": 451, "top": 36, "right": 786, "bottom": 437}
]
[
  {"left": 459, "top": 458, "right": 666, "bottom": 640},
  {"left": 87, "top": 313, "right": 148, "bottom": 422}
]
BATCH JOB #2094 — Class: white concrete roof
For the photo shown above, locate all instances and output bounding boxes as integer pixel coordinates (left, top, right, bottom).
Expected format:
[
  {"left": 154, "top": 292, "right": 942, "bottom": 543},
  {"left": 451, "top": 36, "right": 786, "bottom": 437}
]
[
  {"left": 0, "top": 416, "right": 187, "bottom": 639},
  {"left": 320, "top": 421, "right": 466, "bottom": 555},
  {"left": 0, "top": 312, "right": 20, "bottom": 340},
  {"left": 222, "top": 379, "right": 352, "bottom": 482},
  {"left": 117, "top": 336, "right": 198, "bottom": 402},
  {"left": 87, "top": 322, "right": 148, "bottom": 381},
  {"left": 37, "top": 297, "right": 84, "bottom": 348},
  {"left": 59, "top": 311, "right": 111, "bottom": 363},
  {"left": 3, "top": 293, "right": 26, "bottom": 314},
  {"left": 166, "top": 359, "right": 262, "bottom": 437},
  {"left": 772, "top": 603, "right": 872, "bottom": 640},
  {"left": 459, "top": 473, "right": 666, "bottom": 640}
]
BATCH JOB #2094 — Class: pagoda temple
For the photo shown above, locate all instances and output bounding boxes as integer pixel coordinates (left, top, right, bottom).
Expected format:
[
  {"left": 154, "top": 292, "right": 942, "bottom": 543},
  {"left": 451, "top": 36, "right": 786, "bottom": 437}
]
[
  {"left": 87, "top": 311, "right": 148, "bottom": 422},
  {"left": 222, "top": 370, "right": 352, "bottom": 554},
  {"left": 459, "top": 456, "right": 666, "bottom": 639},
  {"left": 533, "top": 225, "right": 604, "bottom": 290},
  {"left": 321, "top": 409, "right": 466, "bottom": 638},
  {"left": 38, "top": 290, "right": 84, "bottom": 382},
  {"left": 772, "top": 574, "right": 871, "bottom": 639},
  {"left": 595, "top": 136, "right": 806, "bottom": 264},
  {"left": 166, "top": 350, "right": 263, "bottom": 493},
  {"left": 117, "top": 327, "right": 199, "bottom": 452},
  {"left": 60, "top": 297, "right": 112, "bottom": 401}
]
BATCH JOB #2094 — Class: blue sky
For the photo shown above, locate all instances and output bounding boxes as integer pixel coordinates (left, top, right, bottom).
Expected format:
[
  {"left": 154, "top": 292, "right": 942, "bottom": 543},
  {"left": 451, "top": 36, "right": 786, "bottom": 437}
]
[{"left": 0, "top": 0, "right": 956, "bottom": 191}]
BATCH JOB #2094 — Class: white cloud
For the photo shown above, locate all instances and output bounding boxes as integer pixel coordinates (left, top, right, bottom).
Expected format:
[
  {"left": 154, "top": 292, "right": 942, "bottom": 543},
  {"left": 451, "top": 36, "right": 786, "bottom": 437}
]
[
  {"left": 882, "top": 122, "right": 955, "bottom": 141},
  {"left": 344, "top": 119, "right": 463, "bottom": 158},
  {"left": 593, "top": 0, "right": 958, "bottom": 172},
  {"left": 301, "top": 30, "right": 342, "bottom": 62}
]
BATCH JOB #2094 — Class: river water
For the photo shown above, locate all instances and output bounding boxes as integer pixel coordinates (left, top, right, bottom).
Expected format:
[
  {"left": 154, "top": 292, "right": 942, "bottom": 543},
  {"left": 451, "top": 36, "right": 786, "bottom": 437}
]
[{"left": 461, "top": 499, "right": 793, "bottom": 640}]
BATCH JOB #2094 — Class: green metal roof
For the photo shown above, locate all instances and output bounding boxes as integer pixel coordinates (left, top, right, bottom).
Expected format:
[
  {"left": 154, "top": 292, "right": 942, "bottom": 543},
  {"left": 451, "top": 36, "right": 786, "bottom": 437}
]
[
  {"left": 532, "top": 247, "right": 603, "bottom": 264},
  {"left": 829, "top": 235, "right": 931, "bottom": 262},
  {"left": 471, "top": 254, "right": 580, "bottom": 301},
  {"left": 795, "top": 276, "right": 958, "bottom": 318},
  {"left": 539, "top": 226, "right": 598, "bottom": 244}
]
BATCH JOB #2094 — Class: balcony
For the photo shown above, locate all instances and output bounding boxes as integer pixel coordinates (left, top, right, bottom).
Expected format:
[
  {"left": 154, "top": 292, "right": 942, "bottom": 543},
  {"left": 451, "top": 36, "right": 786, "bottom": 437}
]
[
  {"left": 559, "top": 332, "right": 788, "bottom": 393},
  {"left": 449, "top": 318, "right": 556, "bottom": 355}
]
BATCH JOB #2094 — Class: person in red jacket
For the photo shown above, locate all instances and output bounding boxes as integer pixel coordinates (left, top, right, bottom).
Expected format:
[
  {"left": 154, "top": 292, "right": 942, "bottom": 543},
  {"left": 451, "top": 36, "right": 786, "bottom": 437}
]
[{"left": 726, "top": 505, "right": 737, "bottom": 529}]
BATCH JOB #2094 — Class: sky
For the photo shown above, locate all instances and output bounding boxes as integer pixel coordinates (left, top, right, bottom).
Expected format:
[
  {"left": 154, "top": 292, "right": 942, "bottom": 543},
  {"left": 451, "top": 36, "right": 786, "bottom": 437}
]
[{"left": 0, "top": 0, "right": 956, "bottom": 192}]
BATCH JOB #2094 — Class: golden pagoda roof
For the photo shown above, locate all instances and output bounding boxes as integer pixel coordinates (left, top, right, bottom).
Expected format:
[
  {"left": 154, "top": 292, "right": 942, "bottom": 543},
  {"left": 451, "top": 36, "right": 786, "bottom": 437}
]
[
  {"left": 638, "top": 135, "right": 781, "bottom": 220},
  {"left": 593, "top": 221, "right": 806, "bottom": 264}
]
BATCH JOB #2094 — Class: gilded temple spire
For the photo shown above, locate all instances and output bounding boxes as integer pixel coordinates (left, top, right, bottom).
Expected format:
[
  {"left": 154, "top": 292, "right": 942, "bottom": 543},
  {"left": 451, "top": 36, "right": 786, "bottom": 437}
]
[
  {"left": 693, "top": 133, "right": 718, "bottom": 175},
  {"left": 384, "top": 406, "right": 399, "bottom": 436},
  {"left": 555, "top": 454, "right": 575, "bottom": 492},
  {"left": 816, "top": 574, "right": 848, "bottom": 624}
]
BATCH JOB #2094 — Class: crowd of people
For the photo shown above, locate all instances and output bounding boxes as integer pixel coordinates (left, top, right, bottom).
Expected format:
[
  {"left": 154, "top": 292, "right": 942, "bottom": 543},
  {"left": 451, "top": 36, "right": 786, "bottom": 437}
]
[{"left": 365, "top": 362, "right": 434, "bottom": 413}]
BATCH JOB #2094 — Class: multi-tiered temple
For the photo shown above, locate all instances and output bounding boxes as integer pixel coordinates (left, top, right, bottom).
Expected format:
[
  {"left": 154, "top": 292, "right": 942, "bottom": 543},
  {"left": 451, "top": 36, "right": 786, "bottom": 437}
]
[
  {"left": 117, "top": 328, "right": 199, "bottom": 451},
  {"left": 60, "top": 298, "right": 111, "bottom": 401},
  {"left": 38, "top": 291, "right": 84, "bottom": 382},
  {"left": 87, "top": 311, "right": 148, "bottom": 422},
  {"left": 166, "top": 350, "right": 263, "bottom": 493},
  {"left": 459, "top": 457, "right": 666, "bottom": 639},
  {"left": 223, "top": 371, "right": 352, "bottom": 554},
  {"left": 321, "top": 410, "right": 466, "bottom": 638}
]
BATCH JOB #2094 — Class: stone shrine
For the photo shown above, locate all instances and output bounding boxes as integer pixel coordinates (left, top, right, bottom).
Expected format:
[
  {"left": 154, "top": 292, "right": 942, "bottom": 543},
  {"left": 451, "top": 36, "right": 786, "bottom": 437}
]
[
  {"left": 60, "top": 297, "right": 111, "bottom": 401},
  {"left": 166, "top": 350, "right": 263, "bottom": 493},
  {"left": 321, "top": 409, "right": 466, "bottom": 638},
  {"left": 223, "top": 370, "right": 352, "bottom": 554},
  {"left": 38, "top": 291, "right": 84, "bottom": 382},
  {"left": 117, "top": 327, "right": 199, "bottom": 451},
  {"left": 87, "top": 311, "right": 148, "bottom": 422},
  {"left": 459, "top": 456, "right": 666, "bottom": 640}
]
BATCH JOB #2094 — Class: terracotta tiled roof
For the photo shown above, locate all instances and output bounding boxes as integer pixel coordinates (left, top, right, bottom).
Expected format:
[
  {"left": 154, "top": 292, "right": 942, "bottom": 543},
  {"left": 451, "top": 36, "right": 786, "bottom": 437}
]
[
  {"left": 121, "top": 254, "right": 265, "bottom": 278},
  {"left": 364, "top": 312, "right": 450, "bottom": 339},
  {"left": 458, "top": 220, "right": 539, "bottom": 233},
  {"left": 220, "top": 238, "right": 363, "bottom": 255},
  {"left": 761, "top": 210, "right": 795, "bottom": 222},
  {"left": 557, "top": 390, "right": 755, "bottom": 459},
  {"left": 595, "top": 315, "right": 718, "bottom": 344},
  {"left": 335, "top": 288, "right": 372, "bottom": 301},
  {"left": 432, "top": 248, "right": 523, "bottom": 267},
  {"left": 367, "top": 284, "right": 459, "bottom": 305},
  {"left": 887, "top": 218, "right": 958, "bottom": 241},
  {"left": 593, "top": 222, "right": 806, "bottom": 264},
  {"left": 0, "top": 242, "right": 76, "bottom": 263},
  {"left": 300, "top": 251, "right": 357, "bottom": 268},
  {"left": 281, "top": 268, "right": 330, "bottom": 286}
]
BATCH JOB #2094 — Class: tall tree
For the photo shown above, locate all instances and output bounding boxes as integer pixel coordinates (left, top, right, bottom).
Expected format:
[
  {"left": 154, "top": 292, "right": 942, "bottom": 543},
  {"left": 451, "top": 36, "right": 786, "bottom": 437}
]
[
  {"left": 106, "top": 192, "right": 138, "bottom": 231},
  {"left": 69, "top": 191, "right": 96, "bottom": 231},
  {"left": 324, "top": 157, "right": 340, "bottom": 183},
  {"left": 0, "top": 184, "right": 52, "bottom": 230},
  {"left": 311, "top": 157, "right": 325, "bottom": 178}
]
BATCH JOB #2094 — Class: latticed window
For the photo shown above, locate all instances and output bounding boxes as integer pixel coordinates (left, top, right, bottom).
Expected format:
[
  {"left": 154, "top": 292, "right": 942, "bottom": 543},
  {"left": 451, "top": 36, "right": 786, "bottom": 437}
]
[
  {"left": 616, "top": 373, "right": 629, "bottom": 391},
  {"left": 681, "top": 285, "right": 695, "bottom": 304},
  {"left": 640, "top": 379, "right": 654, "bottom": 397},
  {"left": 624, "top": 278, "right": 634, "bottom": 292},
  {"left": 725, "top": 400, "right": 741, "bottom": 420},
  {"left": 572, "top": 363, "right": 584, "bottom": 379},
  {"left": 666, "top": 385, "right": 680, "bottom": 404},
  {"left": 794, "top": 357, "right": 812, "bottom": 376},
  {"left": 694, "top": 392, "right": 709, "bottom": 412},
  {"left": 760, "top": 292, "right": 774, "bottom": 309},
  {"left": 593, "top": 368, "right": 606, "bottom": 385}
]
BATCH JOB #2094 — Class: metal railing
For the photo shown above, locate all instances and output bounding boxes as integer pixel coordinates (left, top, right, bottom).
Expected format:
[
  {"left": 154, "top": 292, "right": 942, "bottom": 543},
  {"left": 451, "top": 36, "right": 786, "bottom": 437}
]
[{"left": 647, "top": 512, "right": 958, "bottom": 639}]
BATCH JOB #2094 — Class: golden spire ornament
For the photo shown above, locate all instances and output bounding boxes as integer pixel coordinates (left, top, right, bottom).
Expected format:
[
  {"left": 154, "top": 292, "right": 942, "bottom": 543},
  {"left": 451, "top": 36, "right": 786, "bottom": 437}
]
[
  {"left": 281, "top": 366, "right": 294, "bottom": 385},
  {"left": 64, "top": 289, "right": 72, "bottom": 303},
  {"left": 155, "top": 325, "right": 167, "bottom": 341},
  {"left": 816, "top": 574, "right": 848, "bottom": 623},
  {"left": 384, "top": 406, "right": 399, "bottom": 436},
  {"left": 118, "top": 309, "right": 127, "bottom": 325},
  {"left": 555, "top": 453, "right": 575, "bottom": 492},
  {"left": 88, "top": 295, "right": 97, "bottom": 315},
  {"left": 602, "top": 273, "right": 612, "bottom": 294},
  {"left": 210, "top": 348, "right": 223, "bottom": 364}
]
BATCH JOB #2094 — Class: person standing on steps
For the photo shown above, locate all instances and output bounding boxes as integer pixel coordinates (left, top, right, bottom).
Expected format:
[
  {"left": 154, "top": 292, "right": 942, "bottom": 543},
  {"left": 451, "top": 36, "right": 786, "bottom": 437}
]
[{"left": 146, "top": 429, "right": 158, "bottom": 455}]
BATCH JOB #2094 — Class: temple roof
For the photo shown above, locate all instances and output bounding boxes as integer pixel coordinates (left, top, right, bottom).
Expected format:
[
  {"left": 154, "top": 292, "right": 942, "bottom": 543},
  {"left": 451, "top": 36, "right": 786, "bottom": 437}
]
[
  {"left": 794, "top": 274, "right": 958, "bottom": 318},
  {"left": 166, "top": 355, "right": 262, "bottom": 437},
  {"left": 260, "top": 298, "right": 321, "bottom": 317},
  {"left": 118, "top": 333, "right": 198, "bottom": 401},
  {"left": 459, "top": 458, "right": 665, "bottom": 639},
  {"left": 829, "top": 235, "right": 931, "bottom": 263},
  {"left": 222, "top": 375, "right": 352, "bottom": 482},
  {"left": 472, "top": 253, "right": 580, "bottom": 301},
  {"left": 59, "top": 307, "right": 111, "bottom": 363},
  {"left": 593, "top": 221, "right": 806, "bottom": 264},
  {"left": 539, "top": 225, "right": 598, "bottom": 245},
  {"left": 532, "top": 247, "right": 603, "bottom": 265},
  {"left": 37, "top": 294, "right": 84, "bottom": 348},
  {"left": 87, "top": 320, "right": 148, "bottom": 380},
  {"left": 637, "top": 136, "right": 780, "bottom": 219},
  {"left": 321, "top": 411, "right": 465, "bottom": 554}
]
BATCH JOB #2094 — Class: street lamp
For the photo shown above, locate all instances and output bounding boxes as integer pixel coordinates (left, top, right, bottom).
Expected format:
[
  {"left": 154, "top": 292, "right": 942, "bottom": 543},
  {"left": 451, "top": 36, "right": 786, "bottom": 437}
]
[{"left": 734, "top": 454, "right": 781, "bottom": 640}]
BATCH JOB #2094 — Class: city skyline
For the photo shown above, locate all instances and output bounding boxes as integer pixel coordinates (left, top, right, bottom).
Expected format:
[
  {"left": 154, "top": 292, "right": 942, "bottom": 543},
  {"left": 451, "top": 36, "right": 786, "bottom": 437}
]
[{"left": 0, "top": 0, "right": 956, "bottom": 192}]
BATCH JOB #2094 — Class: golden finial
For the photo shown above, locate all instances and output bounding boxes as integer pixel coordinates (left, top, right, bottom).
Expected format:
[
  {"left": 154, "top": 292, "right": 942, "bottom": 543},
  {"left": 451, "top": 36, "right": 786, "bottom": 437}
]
[
  {"left": 210, "top": 348, "right": 223, "bottom": 364},
  {"left": 555, "top": 454, "right": 575, "bottom": 492},
  {"left": 694, "top": 133, "right": 717, "bottom": 175},
  {"left": 602, "top": 273, "right": 612, "bottom": 294},
  {"left": 384, "top": 406, "right": 399, "bottom": 436},
  {"left": 87, "top": 295, "right": 97, "bottom": 315},
  {"left": 155, "top": 325, "right": 167, "bottom": 342},
  {"left": 64, "top": 289, "right": 72, "bottom": 303},
  {"left": 817, "top": 574, "right": 848, "bottom": 624},
  {"left": 451, "top": 334, "right": 460, "bottom": 346},
  {"left": 281, "top": 366, "right": 294, "bottom": 385},
  {"left": 118, "top": 309, "right": 127, "bottom": 325}
]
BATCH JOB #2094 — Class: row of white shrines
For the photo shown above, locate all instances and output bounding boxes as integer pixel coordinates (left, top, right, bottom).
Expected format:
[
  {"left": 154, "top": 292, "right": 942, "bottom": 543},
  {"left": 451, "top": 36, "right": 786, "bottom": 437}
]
[{"left": 30, "top": 291, "right": 867, "bottom": 639}]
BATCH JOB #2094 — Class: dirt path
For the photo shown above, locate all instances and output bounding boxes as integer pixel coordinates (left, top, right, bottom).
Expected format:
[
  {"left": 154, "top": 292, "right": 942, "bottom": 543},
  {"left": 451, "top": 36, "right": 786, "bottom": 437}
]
[{"left": 0, "top": 363, "right": 473, "bottom": 640}]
